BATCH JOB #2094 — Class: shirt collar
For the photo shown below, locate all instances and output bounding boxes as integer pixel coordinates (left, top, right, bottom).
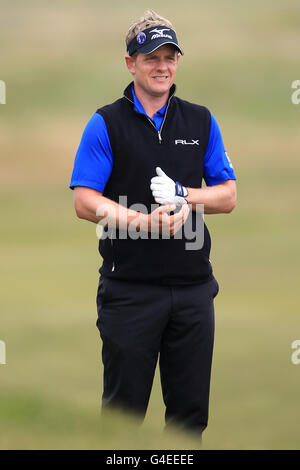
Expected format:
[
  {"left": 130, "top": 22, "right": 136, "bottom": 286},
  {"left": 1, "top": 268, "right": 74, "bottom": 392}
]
[{"left": 131, "top": 84, "right": 167, "bottom": 118}]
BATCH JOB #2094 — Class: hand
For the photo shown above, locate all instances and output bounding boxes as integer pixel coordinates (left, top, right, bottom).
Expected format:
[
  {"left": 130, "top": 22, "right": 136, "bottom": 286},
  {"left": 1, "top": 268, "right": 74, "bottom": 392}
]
[
  {"left": 149, "top": 203, "right": 190, "bottom": 237},
  {"left": 138, "top": 204, "right": 190, "bottom": 237},
  {"left": 150, "top": 167, "right": 188, "bottom": 206}
]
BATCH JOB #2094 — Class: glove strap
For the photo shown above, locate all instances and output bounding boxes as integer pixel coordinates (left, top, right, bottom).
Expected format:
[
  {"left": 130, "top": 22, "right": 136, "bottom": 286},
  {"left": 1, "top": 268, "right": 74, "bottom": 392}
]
[{"left": 175, "top": 181, "right": 188, "bottom": 198}]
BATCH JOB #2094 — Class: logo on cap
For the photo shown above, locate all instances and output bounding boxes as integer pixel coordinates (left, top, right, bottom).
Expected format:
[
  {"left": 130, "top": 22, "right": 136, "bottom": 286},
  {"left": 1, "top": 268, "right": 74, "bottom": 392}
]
[
  {"left": 136, "top": 32, "right": 146, "bottom": 44},
  {"left": 150, "top": 28, "right": 172, "bottom": 40}
]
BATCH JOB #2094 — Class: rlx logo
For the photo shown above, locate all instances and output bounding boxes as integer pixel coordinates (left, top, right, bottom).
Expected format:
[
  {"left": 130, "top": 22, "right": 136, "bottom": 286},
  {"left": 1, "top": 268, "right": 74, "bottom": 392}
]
[{"left": 175, "top": 139, "right": 199, "bottom": 145}]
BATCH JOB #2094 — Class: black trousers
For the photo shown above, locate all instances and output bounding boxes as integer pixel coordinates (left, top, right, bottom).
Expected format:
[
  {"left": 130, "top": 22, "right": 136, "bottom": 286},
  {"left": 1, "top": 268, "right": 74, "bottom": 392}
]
[{"left": 96, "top": 276, "right": 219, "bottom": 435}]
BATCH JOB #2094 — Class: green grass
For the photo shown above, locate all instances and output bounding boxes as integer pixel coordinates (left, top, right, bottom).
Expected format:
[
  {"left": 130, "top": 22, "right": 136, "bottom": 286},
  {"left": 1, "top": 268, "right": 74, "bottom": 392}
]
[{"left": 1, "top": 0, "right": 300, "bottom": 450}]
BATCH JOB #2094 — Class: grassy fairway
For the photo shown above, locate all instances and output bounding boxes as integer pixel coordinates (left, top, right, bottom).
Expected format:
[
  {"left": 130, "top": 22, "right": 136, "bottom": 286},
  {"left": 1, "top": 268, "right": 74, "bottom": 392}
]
[{"left": 0, "top": 0, "right": 300, "bottom": 449}]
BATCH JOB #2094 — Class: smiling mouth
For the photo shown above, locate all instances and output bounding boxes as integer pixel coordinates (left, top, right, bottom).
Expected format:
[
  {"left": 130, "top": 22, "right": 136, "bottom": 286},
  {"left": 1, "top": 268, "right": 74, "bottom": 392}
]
[{"left": 152, "top": 76, "right": 168, "bottom": 80}]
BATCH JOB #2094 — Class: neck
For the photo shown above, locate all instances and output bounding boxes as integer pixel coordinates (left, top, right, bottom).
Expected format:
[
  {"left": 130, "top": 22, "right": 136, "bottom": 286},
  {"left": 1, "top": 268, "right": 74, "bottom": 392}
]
[{"left": 133, "top": 83, "right": 170, "bottom": 119}]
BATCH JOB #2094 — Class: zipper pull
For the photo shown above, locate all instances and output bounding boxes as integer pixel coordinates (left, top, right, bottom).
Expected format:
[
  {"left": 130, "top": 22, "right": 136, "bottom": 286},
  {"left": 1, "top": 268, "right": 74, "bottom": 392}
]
[{"left": 158, "top": 132, "right": 162, "bottom": 144}]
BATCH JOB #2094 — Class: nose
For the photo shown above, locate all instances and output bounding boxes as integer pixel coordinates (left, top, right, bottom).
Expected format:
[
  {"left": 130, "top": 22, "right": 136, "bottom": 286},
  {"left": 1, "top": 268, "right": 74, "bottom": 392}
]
[{"left": 156, "top": 58, "right": 168, "bottom": 72}]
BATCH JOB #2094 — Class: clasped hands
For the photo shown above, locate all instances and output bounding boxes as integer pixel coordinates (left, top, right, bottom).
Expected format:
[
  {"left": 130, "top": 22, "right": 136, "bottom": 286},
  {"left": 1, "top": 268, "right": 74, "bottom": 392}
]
[{"left": 138, "top": 167, "right": 190, "bottom": 236}]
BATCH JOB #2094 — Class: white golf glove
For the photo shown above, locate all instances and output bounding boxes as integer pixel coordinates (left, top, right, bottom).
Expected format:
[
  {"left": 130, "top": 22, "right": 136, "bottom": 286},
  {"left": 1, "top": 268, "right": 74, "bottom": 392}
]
[{"left": 150, "top": 167, "right": 188, "bottom": 206}]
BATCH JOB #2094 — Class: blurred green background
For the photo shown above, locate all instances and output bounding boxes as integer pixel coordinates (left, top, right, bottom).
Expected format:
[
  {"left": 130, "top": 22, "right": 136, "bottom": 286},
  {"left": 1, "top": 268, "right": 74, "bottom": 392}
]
[{"left": 1, "top": 0, "right": 300, "bottom": 450}]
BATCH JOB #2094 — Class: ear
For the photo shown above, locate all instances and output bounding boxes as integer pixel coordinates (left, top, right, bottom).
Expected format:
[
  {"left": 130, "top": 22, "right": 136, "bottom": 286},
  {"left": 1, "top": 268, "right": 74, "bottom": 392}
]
[{"left": 125, "top": 54, "right": 136, "bottom": 76}]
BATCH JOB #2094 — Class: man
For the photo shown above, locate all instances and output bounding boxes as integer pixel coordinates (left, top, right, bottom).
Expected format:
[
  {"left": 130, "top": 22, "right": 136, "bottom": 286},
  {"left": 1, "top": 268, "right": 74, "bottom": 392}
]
[{"left": 70, "top": 10, "right": 236, "bottom": 438}]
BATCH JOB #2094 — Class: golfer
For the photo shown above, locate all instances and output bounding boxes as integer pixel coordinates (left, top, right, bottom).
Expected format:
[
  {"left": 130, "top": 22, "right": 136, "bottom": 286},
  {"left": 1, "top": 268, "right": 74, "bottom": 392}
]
[{"left": 70, "top": 10, "right": 237, "bottom": 438}]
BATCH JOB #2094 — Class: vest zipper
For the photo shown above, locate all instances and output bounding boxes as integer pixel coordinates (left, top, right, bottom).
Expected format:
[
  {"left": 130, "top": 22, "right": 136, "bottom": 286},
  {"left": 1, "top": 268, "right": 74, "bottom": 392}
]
[
  {"left": 156, "top": 93, "right": 174, "bottom": 144},
  {"left": 124, "top": 91, "right": 175, "bottom": 144},
  {"left": 146, "top": 117, "right": 161, "bottom": 144}
]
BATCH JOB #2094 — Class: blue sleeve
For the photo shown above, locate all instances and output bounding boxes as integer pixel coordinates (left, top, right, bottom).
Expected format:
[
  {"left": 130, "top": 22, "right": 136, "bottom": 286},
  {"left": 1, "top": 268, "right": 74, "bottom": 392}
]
[
  {"left": 69, "top": 113, "right": 113, "bottom": 192},
  {"left": 203, "top": 113, "right": 236, "bottom": 186}
]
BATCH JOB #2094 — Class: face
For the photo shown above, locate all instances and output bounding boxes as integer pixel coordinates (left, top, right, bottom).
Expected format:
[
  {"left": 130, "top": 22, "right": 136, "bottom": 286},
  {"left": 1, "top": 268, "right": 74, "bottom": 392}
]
[{"left": 125, "top": 44, "right": 180, "bottom": 98}]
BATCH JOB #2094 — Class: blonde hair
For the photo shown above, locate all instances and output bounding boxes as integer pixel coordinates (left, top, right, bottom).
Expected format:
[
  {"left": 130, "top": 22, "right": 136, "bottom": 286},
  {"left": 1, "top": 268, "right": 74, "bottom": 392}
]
[{"left": 125, "top": 10, "right": 175, "bottom": 48}]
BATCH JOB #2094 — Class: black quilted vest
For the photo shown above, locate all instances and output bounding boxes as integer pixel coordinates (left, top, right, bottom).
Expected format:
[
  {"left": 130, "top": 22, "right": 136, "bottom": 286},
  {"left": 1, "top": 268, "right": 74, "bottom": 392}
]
[{"left": 96, "top": 82, "right": 213, "bottom": 285}]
